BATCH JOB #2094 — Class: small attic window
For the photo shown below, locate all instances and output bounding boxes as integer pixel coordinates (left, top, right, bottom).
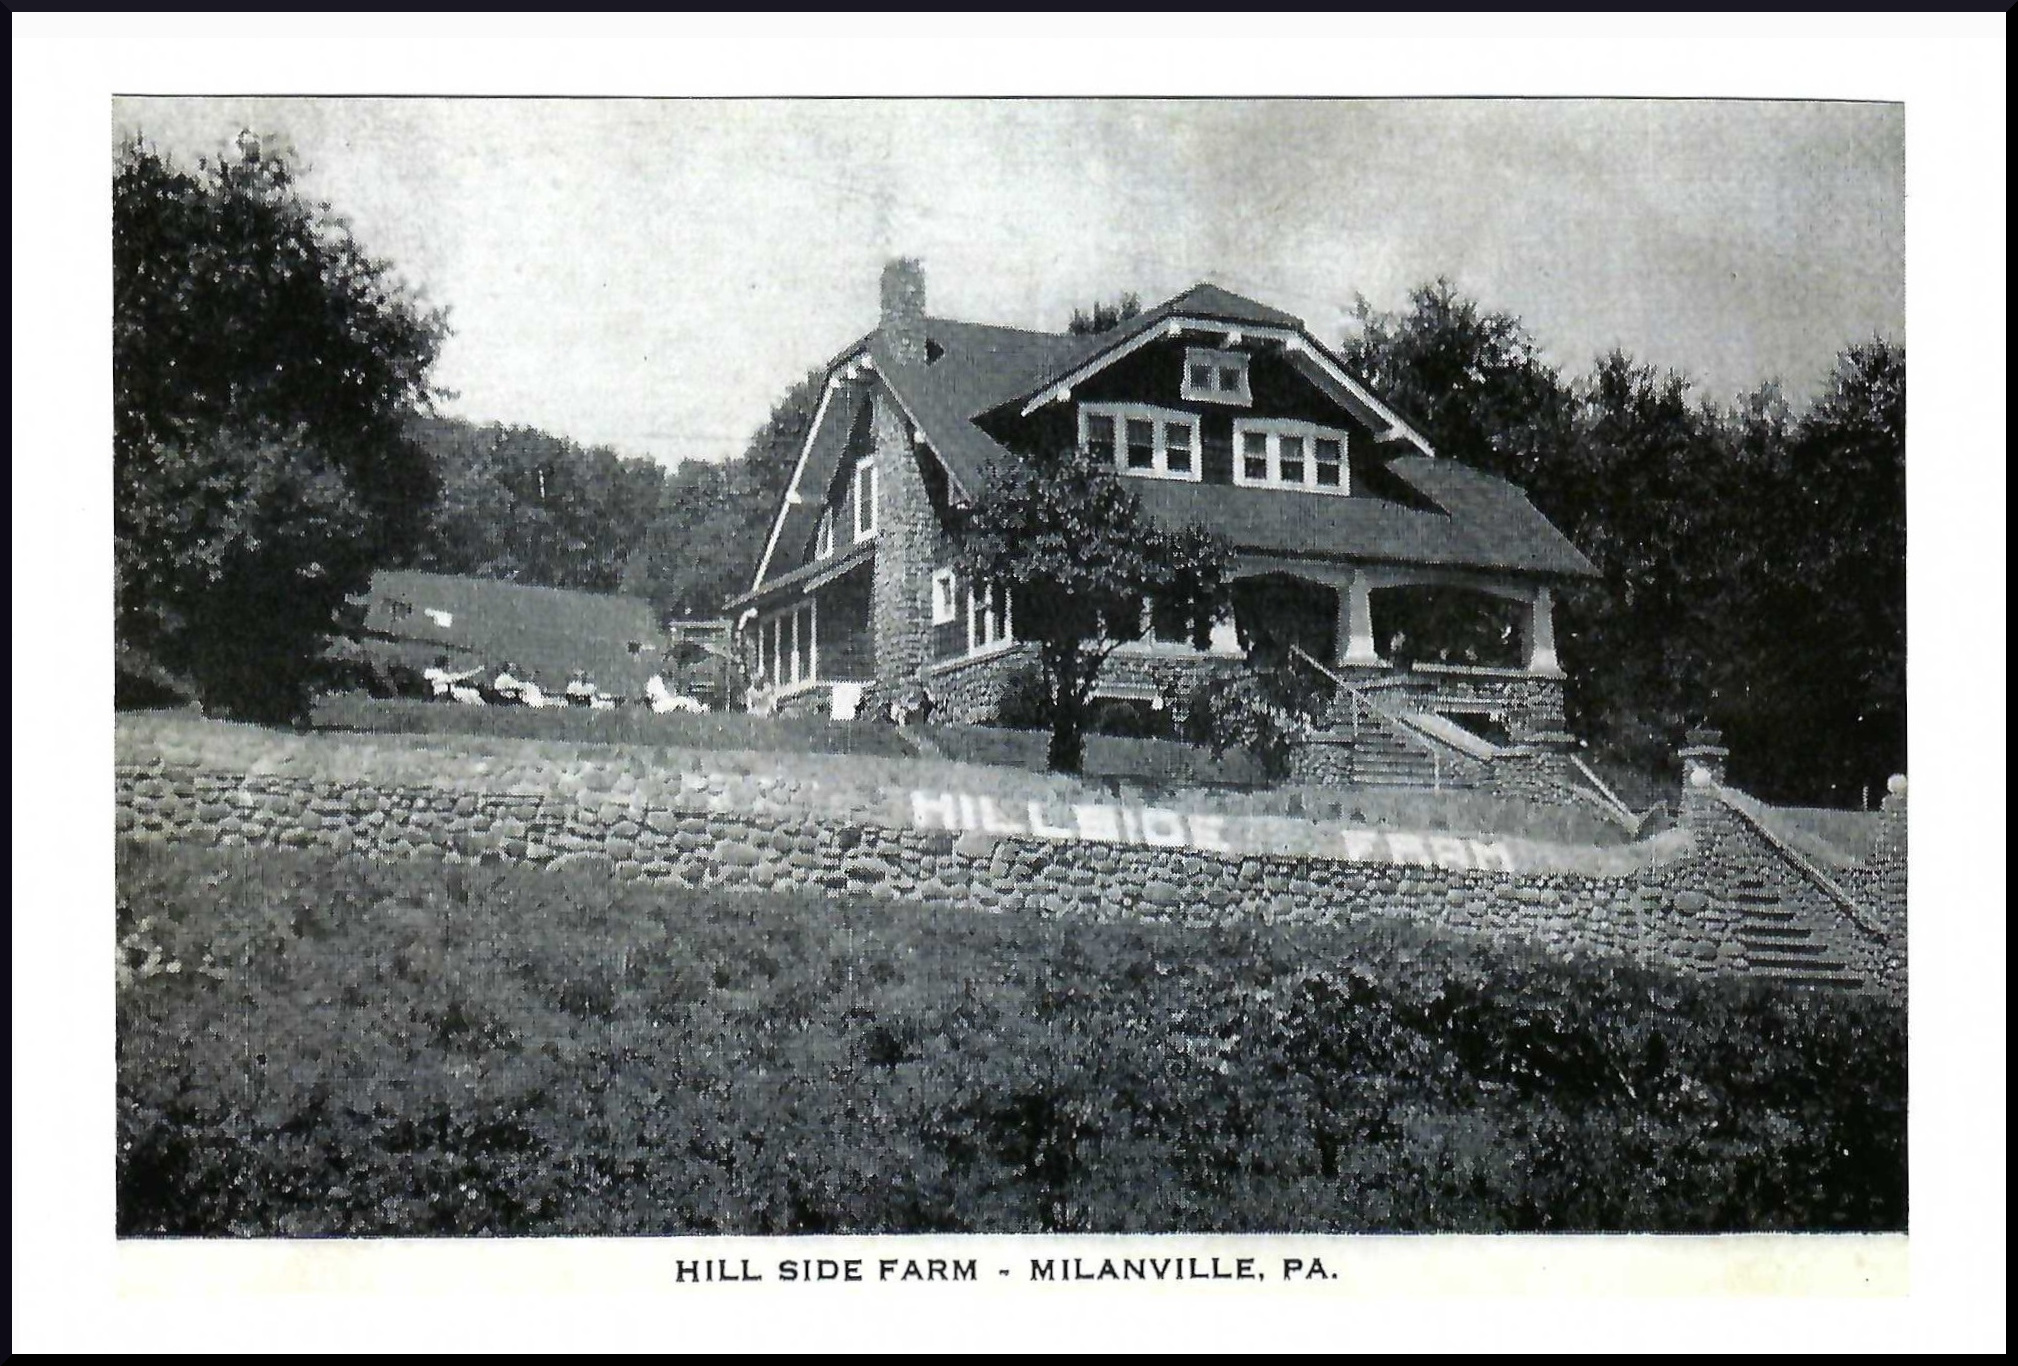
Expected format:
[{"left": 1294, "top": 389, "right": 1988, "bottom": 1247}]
[
  {"left": 924, "top": 338, "right": 945, "bottom": 365},
  {"left": 1182, "top": 347, "right": 1251, "bottom": 406}
]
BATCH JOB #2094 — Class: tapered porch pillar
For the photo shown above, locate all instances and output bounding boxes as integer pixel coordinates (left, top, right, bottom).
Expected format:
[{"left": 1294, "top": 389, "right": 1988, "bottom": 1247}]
[
  {"left": 1335, "top": 568, "right": 1382, "bottom": 667},
  {"left": 1522, "top": 584, "right": 1565, "bottom": 678}
]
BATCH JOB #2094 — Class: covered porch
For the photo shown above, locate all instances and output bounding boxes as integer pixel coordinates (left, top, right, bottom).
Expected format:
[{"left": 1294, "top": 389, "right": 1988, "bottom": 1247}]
[
  {"left": 731, "top": 548, "right": 877, "bottom": 718},
  {"left": 1222, "top": 555, "right": 1565, "bottom": 681}
]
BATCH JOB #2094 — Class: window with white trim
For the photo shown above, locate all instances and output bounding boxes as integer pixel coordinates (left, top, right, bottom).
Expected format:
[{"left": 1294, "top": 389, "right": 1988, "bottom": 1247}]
[
  {"left": 1079, "top": 403, "right": 1201, "bottom": 482},
  {"left": 852, "top": 458, "right": 877, "bottom": 541},
  {"left": 1233, "top": 419, "right": 1350, "bottom": 494},
  {"left": 930, "top": 568, "right": 958, "bottom": 625},
  {"left": 1181, "top": 347, "right": 1252, "bottom": 406},
  {"left": 967, "top": 583, "right": 1012, "bottom": 655},
  {"left": 815, "top": 506, "right": 834, "bottom": 560}
]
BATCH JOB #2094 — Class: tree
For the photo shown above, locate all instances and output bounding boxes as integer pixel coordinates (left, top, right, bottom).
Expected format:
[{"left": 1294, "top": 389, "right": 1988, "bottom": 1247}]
[
  {"left": 1342, "top": 277, "right": 1908, "bottom": 803},
  {"left": 953, "top": 444, "right": 1231, "bottom": 773},
  {"left": 1067, "top": 293, "right": 1142, "bottom": 336},
  {"left": 635, "top": 366, "right": 826, "bottom": 618},
  {"left": 114, "top": 132, "right": 448, "bottom": 722},
  {"left": 1729, "top": 340, "right": 1905, "bottom": 802},
  {"left": 1341, "top": 278, "right": 1576, "bottom": 494},
  {"left": 1555, "top": 350, "right": 1738, "bottom": 774},
  {"left": 411, "top": 416, "right": 666, "bottom": 593}
]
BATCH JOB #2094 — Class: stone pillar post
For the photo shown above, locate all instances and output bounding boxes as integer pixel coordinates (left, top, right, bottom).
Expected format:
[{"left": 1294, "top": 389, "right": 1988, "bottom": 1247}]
[
  {"left": 1675, "top": 725, "right": 1729, "bottom": 832},
  {"left": 1522, "top": 583, "right": 1565, "bottom": 678},
  {"left": 1677, "top": 725, "right": 1729, "bottom": 787},
  {"left": 1335, "top": 568, "right": 1382, "bottom": 667},
  {"left": 1874, "top": 773, "right": 1908, "bottom": 860}
]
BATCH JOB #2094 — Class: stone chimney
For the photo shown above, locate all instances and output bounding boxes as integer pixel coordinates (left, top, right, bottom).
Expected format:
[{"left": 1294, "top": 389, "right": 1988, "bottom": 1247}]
[{"left": 880, "top": 257, "right": 927, "bottom": 365}]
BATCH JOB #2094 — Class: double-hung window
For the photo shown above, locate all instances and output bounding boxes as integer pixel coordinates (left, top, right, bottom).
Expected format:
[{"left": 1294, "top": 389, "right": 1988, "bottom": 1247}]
[
  {"left": 1233, "top": 419, "right": 1350, "bottom": 494},
  {"left": 853, "top": 457, "right": 878, "bottom": 541},
  {"left": 1079, "top": 403, "right": 1201, "bottom": 482},
  {"left": 967, "top": 583, "right": 1012, "bottom": 655},
  {"left": 930, "top": 567, "right": 959, "bottom": 626}
]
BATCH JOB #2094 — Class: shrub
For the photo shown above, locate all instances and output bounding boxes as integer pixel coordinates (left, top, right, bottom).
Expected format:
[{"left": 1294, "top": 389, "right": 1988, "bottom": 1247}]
[
  {"left": 993, "top": 663, "right": 1053, "bottom": 730},
  {"left": 117, "top": 839, "right": 1905, "bottom": 1236},
  {"left": 1183, "top": 663, "right": 1327, "bottom": 781}
]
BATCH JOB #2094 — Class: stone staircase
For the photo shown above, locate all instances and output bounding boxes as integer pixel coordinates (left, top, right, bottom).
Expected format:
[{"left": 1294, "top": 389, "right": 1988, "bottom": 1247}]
[
  {"left": 1349, "top": 725, "right": 1476, "bottom": 789},
  {"left": 1730, "top": 872, "right": 1865, "bottom": 989}
]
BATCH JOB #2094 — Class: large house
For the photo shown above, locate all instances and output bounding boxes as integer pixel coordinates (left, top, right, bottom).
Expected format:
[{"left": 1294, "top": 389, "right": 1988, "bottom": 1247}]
[{"left": 729, "top": 261, "right": 1598, "bottom": 781}]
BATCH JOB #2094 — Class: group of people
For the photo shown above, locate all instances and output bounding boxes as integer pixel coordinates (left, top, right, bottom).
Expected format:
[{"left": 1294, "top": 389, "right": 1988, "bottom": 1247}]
[{"left": 420, "top": 657, "right": 708, "bottom": 714}]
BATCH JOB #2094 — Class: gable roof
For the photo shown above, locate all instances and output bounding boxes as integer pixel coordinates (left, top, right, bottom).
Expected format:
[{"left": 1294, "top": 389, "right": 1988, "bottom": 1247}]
[
  {"left": 1128, "top": 458, "right": 1598, "bottom": 578},
  {"left": 744, "top": 280, "right": 1596, "bottom": 603}
]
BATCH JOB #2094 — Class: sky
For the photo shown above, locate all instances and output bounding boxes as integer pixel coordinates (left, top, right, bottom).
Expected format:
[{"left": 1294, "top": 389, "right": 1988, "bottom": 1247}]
[{"left": 111, "top": 97, "right": 1904, "bottom": 471}]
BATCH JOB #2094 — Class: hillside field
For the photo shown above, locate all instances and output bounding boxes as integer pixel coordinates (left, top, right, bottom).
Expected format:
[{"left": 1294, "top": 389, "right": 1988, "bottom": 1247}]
[{"left": 352, "top": 568, "right": 674, "bottom": 698}]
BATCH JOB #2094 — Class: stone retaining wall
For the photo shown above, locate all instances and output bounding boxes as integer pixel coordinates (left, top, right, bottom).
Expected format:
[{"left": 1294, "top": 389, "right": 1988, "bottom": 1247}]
[{"left": 112, "top": 745, "right": 1905, "bottom": 997}]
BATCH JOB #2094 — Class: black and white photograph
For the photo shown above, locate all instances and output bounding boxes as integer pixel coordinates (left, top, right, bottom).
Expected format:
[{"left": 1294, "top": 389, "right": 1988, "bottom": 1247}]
[{"left": 13, "top": 13, "right": 2007, "bottom": 1356}]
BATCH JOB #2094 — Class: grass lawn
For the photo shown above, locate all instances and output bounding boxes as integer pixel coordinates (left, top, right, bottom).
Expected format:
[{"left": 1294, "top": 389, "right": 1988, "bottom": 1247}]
[
  {"left": 312, "top": 692, "right": 920, "bottom": 758},
  {"left": 117, "top": 839, "right": 1905, "bottom": 1236}
]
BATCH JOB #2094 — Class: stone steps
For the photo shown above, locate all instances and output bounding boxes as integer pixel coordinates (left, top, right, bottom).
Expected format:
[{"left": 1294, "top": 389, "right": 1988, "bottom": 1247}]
[
  {"left": 1349, "top": 728, "right": 1479, "bottom": 789},
  {"left": 1738, "top": 923, "right": 1817, "bottom": 941},
  {"left": 1747, "top": 949, "right": 1852, "bottom": 972},
  {"left": 1732, "top": 882, "right": 1864, "bottom": 989},
  {"left": 1746, "top": 965, "right": 1867, "bottom": 988}
]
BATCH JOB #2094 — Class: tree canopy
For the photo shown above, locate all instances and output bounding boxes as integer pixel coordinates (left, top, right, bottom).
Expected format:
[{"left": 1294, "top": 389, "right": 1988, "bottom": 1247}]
[
  {"left": 630, "top": 367, "right": 826, "bottom": 619},
  {"left": 411, "top": 416, "right": 665, "bottom": 594},
  {"left": 1344, "top": 282, "right": 1905, "bottom": 804},
  {"left": 953, "top": 444, "right": 1231, "bottom": 773},
  {"left": 1067, "top": 293, "right": 1143, "bottom": 336},
  {"left": 114, "top": 132, "right": 448, "bottom": 722}
]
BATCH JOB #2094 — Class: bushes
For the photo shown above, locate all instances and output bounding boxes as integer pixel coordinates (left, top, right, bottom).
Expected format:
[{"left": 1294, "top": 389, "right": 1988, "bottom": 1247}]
[
  {"left": 1181, "top": 663, "right": 1328, "bottom": 781},
  {"left": 993, "top": 664, "right": 1053, "bottom": 731},
  {"left": 117, "top": 840, "right": 1905, "bottom": 1235}
]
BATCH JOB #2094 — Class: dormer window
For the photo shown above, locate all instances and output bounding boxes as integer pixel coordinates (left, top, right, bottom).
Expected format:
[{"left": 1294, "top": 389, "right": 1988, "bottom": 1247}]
[
  {"left": 1182, "top": 347, "right": 1251, "bottom": 406},
  {"left": 1233, "top": 419, "right": 1350, "bottom": 495},
  {"left": 1079, "top": 403, "right": 1202, "bottom": 483}
]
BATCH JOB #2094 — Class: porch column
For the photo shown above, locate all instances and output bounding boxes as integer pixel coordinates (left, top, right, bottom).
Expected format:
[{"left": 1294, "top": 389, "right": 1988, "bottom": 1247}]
[
  {"left": 1336, "top": 569, "right": 1382, "bottom": 667},
  {"left": 1522, "top": 584, "right": 1565, "bottom": 678}
]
